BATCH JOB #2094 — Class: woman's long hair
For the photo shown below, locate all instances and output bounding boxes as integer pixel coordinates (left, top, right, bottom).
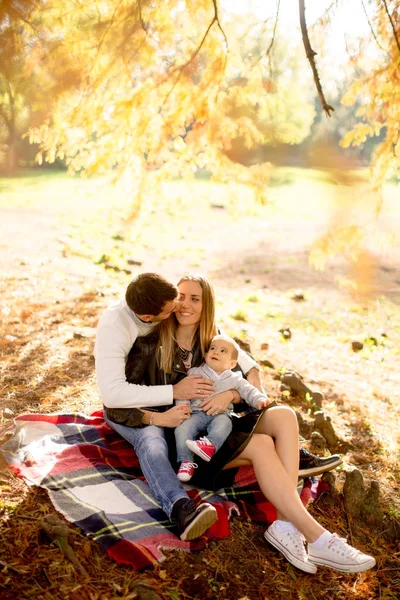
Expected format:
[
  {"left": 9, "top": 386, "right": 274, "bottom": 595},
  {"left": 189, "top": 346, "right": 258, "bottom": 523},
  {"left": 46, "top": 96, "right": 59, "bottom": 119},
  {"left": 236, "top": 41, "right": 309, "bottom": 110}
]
[{"left": 157, "top": 274, "right": 217, "bottom": 373}]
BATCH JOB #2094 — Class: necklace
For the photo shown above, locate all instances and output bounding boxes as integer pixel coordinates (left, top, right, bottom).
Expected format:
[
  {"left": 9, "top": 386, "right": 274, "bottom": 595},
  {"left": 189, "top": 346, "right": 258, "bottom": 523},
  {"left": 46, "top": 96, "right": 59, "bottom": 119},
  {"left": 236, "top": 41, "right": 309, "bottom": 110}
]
[{"left": 178, "top": 346, "right": 191, "bottom": 362}]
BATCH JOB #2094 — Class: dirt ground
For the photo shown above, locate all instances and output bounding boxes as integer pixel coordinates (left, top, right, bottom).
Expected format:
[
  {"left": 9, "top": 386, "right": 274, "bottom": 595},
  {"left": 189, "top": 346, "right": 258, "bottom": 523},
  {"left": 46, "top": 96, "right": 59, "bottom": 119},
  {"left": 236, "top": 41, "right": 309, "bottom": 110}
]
[{"left": 1, "top": 171, "right": 400, "bottom": 599}]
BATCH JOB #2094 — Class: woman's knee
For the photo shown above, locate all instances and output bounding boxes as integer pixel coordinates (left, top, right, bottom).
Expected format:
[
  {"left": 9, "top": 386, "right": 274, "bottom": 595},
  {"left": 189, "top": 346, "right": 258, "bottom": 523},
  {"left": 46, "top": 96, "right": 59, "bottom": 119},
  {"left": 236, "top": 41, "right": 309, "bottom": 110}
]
[
  {"left": 264, "top": 405, "right": 298, "bottom": 429},
  {"left": 249, "top": 432, "right": 275, "bottom": 453}
]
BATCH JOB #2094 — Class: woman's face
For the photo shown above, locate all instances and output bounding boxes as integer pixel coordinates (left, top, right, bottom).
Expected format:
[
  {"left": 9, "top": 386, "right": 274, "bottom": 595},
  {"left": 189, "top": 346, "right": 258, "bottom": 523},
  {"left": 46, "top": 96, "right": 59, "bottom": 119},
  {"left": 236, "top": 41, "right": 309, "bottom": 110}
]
[{"left": 176, "top": 280, "right": 203, "bottom": 326}]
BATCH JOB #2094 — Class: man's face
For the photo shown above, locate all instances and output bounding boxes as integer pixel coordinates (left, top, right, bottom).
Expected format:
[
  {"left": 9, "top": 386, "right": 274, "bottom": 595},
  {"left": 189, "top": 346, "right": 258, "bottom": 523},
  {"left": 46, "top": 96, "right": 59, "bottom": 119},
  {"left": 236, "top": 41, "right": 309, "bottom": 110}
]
[
  {"left": 150, "top": 298, "right": 182, "bottom": 322},
  {"left": 205, "top": 339, "right": 237, "bottom": 374}
]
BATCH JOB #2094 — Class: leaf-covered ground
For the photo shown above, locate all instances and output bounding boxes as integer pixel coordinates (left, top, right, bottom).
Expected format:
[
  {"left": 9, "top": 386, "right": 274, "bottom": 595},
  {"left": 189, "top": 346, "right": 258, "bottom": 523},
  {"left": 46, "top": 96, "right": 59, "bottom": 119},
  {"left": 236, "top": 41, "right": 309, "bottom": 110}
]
[{"left": 1, "top": 169, "right": 399, "bottom": 599}]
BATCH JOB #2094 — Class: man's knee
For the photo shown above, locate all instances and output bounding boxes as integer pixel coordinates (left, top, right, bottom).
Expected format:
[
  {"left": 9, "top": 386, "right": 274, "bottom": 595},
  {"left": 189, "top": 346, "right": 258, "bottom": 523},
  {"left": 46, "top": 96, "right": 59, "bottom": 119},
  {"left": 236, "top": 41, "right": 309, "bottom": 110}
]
[{"left": 136, "top": 428, "right": 168, "bottom": 455}]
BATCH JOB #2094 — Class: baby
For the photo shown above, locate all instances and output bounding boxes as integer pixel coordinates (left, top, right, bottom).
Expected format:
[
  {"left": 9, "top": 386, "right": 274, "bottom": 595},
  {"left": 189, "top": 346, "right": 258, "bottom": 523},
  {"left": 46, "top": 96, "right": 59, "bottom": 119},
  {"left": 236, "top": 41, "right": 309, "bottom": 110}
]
[{"left": 175, "top": 334, "right": 270, "bottom": 482}]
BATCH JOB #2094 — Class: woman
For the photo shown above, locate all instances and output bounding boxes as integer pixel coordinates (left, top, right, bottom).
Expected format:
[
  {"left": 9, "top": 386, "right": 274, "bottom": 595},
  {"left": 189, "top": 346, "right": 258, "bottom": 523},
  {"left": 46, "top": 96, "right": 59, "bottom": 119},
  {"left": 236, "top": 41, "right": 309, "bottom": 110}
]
[{"left": 107, "top": 275, "right": 376, "bottom": 574}]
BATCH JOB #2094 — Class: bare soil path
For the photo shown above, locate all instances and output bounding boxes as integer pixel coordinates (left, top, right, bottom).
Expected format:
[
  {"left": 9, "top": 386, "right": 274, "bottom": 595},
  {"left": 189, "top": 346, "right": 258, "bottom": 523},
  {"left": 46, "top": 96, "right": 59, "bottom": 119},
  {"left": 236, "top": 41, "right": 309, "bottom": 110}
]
[{"left": 1, "top": 170, "right": 399, "bottom": 599}]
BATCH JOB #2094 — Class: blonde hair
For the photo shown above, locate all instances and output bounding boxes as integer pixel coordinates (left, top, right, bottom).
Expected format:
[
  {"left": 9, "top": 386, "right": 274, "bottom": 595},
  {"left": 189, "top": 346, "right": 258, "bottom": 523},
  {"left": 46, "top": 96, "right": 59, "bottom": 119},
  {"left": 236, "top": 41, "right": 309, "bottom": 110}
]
[
  {"left": 209, "top": 334, "right": 239, "bottom": 361},
  {"left": 157, "top": 274, "right": 217, "bottom": 373}
]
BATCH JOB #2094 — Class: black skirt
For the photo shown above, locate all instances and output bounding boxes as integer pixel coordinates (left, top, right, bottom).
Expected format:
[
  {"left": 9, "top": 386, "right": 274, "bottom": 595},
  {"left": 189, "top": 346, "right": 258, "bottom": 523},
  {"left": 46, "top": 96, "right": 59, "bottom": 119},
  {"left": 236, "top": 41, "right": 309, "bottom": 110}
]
[{"left": 175, "top": 408, "right": 267, "bottom": 491}]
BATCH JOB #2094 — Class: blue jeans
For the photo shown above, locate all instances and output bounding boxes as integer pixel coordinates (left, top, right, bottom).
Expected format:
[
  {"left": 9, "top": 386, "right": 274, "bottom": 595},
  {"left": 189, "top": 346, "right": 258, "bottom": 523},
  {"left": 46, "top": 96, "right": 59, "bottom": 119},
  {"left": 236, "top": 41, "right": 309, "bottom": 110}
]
[
  {"left": 175, "top": 411, "right": 233, "bottom": 463},
  {"left": 103, "top": 412, "right": 188, "bottom": 519}
]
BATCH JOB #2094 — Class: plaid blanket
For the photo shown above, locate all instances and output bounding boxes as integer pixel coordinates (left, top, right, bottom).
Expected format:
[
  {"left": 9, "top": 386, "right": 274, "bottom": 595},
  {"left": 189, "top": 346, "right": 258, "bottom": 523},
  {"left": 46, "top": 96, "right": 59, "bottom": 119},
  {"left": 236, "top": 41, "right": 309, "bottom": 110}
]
[{"left": 1, "top": 411, "right": 328, "bottom": 569}]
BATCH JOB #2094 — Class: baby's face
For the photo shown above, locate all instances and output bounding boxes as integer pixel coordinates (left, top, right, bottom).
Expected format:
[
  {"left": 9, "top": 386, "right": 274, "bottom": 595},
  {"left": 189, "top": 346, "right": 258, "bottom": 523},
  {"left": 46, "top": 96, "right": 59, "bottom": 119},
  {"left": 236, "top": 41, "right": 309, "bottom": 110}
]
[{"left": 205, "top": 339, "right": 237, "bottom": 374}]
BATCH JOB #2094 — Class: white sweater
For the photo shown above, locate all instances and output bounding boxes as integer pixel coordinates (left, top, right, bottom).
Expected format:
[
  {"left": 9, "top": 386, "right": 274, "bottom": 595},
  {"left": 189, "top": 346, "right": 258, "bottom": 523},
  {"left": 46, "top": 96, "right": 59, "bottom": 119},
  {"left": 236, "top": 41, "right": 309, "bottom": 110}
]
[{"left": 94, "top": 299, "right": 259, "bottom": 409}]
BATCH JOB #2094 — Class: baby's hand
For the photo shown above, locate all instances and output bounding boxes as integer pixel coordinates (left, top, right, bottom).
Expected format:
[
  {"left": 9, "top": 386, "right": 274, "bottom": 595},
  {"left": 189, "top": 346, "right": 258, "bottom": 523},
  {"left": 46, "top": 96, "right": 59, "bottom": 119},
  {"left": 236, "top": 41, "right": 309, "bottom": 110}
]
[{"left": 257, "top": 398, "right": 270, "bottom": 410}]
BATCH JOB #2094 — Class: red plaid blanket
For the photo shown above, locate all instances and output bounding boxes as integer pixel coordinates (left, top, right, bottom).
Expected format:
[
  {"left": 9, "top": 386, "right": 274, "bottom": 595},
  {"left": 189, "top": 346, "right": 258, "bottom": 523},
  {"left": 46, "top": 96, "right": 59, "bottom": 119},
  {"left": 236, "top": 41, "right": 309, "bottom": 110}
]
[{"left": 1, "top": 411, "right": 328, "bottom": 569}]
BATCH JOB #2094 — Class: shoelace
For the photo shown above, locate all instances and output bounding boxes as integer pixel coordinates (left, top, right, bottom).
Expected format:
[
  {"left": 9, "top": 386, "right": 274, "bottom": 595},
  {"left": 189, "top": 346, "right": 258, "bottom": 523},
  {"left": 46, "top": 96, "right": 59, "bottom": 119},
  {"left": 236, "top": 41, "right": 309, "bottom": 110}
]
[
  {"left": 198, "top": 437, "right": 213, "bottom": 446},
  {"left": 180, "top": 462, "right": 198, "bottom": 471},
  {"left": 327, "top": 534, "right": 361, "bottom": 558},
  {"left": 284, "top": 529, "right": 307, "bottom": 555}
]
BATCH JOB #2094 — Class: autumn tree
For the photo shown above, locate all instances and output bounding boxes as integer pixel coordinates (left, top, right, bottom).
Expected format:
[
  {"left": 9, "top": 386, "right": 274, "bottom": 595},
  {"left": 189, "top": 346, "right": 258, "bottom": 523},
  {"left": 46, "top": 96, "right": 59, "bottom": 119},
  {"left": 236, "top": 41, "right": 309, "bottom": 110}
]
[
  {"left": 0, "top": 1, "right": 83, "bottom": 172},
  {"left": 340, "top": 0, "right": 400, "bottom": 184},
  {"left": 2, "top": 0, "right": 399, "bottom": 192}
]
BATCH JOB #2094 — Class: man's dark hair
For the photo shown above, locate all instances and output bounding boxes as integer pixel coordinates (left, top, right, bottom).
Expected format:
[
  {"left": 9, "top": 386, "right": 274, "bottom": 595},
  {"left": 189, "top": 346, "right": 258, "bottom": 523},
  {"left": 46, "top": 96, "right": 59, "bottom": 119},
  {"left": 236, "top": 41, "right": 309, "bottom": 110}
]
[{"left": 125, "top": 273, "right": 178, "bottom": 316}]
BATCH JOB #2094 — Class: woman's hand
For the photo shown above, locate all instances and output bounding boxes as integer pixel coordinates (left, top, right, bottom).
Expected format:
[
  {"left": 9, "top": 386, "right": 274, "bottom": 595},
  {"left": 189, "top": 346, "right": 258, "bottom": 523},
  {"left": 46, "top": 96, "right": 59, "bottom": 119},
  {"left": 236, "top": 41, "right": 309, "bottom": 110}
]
[
  {"left": 198, "top": 390, "right": 233, "bottom": 416},
  {"left": 154, "top": 405, "right": 192, "bottom": 428},
  {"left": 173, "top": 375, "right": 215, "bottom": 401}
]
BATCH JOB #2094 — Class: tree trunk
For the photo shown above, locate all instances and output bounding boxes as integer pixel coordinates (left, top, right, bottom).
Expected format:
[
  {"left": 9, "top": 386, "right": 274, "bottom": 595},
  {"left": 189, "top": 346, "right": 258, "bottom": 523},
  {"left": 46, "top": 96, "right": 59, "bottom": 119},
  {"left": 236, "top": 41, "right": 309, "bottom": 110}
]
[{"left": 6, "top": 80, "right": 18, "bottom": 173}]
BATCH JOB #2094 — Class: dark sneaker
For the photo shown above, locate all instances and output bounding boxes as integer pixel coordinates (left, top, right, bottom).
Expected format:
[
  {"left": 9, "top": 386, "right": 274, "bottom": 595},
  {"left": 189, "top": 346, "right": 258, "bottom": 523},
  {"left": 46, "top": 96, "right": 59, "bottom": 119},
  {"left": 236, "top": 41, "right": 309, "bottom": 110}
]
[
  {"left": 176, "top": 500, "right": 217, "bottom": 541},
  {"left": 299, "top": 448, "right": 342, "bottom": 477}
]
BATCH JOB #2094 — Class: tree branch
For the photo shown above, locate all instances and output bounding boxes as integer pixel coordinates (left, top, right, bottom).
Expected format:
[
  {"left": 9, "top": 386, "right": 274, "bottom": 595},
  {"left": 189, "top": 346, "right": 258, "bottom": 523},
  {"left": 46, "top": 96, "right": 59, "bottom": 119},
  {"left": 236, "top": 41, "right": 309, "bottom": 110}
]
[
  {"left": 298, "top": 0, "right": 334, "bottom": 117},
  {"left": 360, "top": 0, "right": 387, "bottom": 53},
  {"left": 211, "top": 0, "right": 228, "bottom": 53},
  {"left": 253, "top": 0, "right": 280, "bottom": 73},
  {"left": 381, "top": 0, "right": 400, "bottom": 53}
]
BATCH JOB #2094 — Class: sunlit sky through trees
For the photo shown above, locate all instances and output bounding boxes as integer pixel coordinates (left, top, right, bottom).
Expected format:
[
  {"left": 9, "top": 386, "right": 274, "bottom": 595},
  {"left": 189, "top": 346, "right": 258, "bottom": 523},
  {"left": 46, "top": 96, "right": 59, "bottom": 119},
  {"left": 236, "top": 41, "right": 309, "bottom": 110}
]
[{"left": 225, "top": 0, "right": 371, "bottom": 60}]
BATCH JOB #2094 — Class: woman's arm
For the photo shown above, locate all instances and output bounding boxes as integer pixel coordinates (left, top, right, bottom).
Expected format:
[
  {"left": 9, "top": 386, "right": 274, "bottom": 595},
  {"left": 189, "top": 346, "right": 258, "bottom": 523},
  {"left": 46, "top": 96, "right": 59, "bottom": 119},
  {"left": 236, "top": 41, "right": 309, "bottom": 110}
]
[{"left": 141, "top": 405, "right": 192, "bottom": 427}]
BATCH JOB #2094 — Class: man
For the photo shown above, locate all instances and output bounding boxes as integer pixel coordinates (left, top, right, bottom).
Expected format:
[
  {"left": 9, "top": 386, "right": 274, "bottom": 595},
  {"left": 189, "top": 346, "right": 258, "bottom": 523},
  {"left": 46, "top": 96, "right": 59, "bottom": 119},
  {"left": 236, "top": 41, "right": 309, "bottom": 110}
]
[
  {"left": 95, "top": 272, "right": 221, "bottom": 540},
  {"left": 95, "top": 273, "right": 342, "bottom": 540}
]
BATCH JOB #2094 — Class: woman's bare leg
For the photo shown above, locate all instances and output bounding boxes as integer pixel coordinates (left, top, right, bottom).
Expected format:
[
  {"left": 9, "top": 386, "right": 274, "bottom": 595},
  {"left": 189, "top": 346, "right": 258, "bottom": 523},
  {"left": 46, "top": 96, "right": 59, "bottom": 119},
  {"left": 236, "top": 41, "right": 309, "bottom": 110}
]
[
  {"left": 225, "top": 433, "right": 325, "bottom": 542},
  {"left": 254, "top": 406, "right": 299, "bottom": 487}
]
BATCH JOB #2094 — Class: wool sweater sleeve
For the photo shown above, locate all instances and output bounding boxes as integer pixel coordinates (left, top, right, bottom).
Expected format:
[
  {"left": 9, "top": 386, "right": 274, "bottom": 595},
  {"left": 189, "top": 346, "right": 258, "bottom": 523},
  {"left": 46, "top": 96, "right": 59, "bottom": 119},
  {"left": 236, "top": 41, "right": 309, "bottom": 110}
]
[
  {"left": 95, "top": 313, "right": 173, "bottom": 409},
  {"left": 235, "top": 376, "right": 270, "bottom": 408}
]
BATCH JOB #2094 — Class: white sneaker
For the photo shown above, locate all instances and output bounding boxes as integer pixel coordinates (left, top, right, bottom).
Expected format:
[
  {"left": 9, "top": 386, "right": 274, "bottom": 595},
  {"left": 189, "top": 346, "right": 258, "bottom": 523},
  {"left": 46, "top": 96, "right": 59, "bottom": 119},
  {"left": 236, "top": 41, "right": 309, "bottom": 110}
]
[
  {"left": 264, "top": 522, "right": 317, "bottom": 574},
  {"left": 308, "top": 533, "right": 376, "bottom": 572}
]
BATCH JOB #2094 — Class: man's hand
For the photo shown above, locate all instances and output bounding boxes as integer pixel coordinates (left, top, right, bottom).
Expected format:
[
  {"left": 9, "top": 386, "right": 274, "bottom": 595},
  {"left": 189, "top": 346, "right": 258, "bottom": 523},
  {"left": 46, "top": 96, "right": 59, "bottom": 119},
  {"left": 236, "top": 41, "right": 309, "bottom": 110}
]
[
  {"left": 246, "top": 367, "right": 264, "bottom": 393},
  {"left": 173, "top": 375, "right": 215, "bottom": 401},
  {"left": 198, "top": 391, "right": 233, "bottom": 416},
  {"left": 154, "top": 405, "right": 192, "bottom": 428}
]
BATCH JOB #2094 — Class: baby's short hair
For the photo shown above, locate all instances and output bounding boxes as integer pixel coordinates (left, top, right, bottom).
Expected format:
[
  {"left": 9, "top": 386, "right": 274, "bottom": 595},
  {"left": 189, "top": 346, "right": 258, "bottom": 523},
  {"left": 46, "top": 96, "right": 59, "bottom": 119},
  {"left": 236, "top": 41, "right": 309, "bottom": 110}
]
[{"left": 210, "top": 334, "right": 240, "bottom": 361}]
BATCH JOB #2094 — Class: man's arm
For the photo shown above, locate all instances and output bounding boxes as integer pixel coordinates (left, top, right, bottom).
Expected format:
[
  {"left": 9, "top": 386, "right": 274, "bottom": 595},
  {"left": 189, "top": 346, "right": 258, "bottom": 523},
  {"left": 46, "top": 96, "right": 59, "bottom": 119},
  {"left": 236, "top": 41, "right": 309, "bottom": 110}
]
[{"left": 95, "top": 320, "right": 173, "bottom": 409}]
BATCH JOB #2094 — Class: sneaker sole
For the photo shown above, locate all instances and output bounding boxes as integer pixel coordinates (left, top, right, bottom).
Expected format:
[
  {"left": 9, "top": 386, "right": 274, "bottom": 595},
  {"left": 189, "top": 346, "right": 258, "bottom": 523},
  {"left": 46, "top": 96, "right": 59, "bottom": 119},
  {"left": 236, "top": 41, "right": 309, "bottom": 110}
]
[
  {"left": 308, "top": 554, "right": 376, "bottom": 573},
  {"left": 185, "top": 440, "right": 213, "bottom": 462},
  {"left": 180, "top": 504, "right": 218, "bottom": 541},
  {"left": 264, "top": 530, "right": 317, "bottom": 574},
  {"left": 298, "top": 456, "right": 343, "bottom": 478}
]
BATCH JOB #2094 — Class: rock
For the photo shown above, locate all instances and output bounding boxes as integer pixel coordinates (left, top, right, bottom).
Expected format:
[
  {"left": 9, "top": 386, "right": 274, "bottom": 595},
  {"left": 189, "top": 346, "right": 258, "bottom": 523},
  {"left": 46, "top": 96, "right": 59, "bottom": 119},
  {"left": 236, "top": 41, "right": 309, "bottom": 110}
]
[
  {"left": 313, "top": 411, "right": 338, "bottom": 449},
  {"left": 279, "top": 383, "right": 291, "bottom": 393},
  {"left": 260, "top": 359, "right": 275, "bottom": 369},
  {"left": 352, "top": 340, "right": 364, "bottom": 352},
  {"left": 260, "top": 342, "right": 269, "bottom": 350},
  {"left": 310, "top": 431, "right": 327, "bottom": 451},
  {"left": 291, "top": 290, "right": 305, "bottom": 301},
  {"left": 311, "top": 392, "right": 323, "bottom": 408},
  {"left": 296, "top": 412, "right": 313, "bottom": 439},
  {"left": 279, "top": 327, "right": 292, "bottom": 339},
  {"left": 233, "top": 337, "right": 252, "bottom": 354},
  {"left": 127, "top": 259, "right": 143, "bottom": 266},
  {"left": 343, "top": 468, "right": 383, "bottom": 526},
  {"left": 132, "top": 581, "right": 164, "bottom": 600},
  {"left": 280, "top": 371, "right": 324, "bottom": 407},
  {"left": 73, "top": 331, "right": 88, "bottom": 339}
]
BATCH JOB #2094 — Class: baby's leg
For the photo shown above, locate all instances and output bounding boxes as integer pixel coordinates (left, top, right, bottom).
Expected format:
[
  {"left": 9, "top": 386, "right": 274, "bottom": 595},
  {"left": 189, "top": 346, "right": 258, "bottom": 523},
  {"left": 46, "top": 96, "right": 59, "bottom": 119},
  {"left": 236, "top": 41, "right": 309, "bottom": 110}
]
[
  {"left": 206, "top": 414, "right": 233, "bottom": 451},
  {"left": 175, "top": 413, "right": 205, "bottom": 462}
]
